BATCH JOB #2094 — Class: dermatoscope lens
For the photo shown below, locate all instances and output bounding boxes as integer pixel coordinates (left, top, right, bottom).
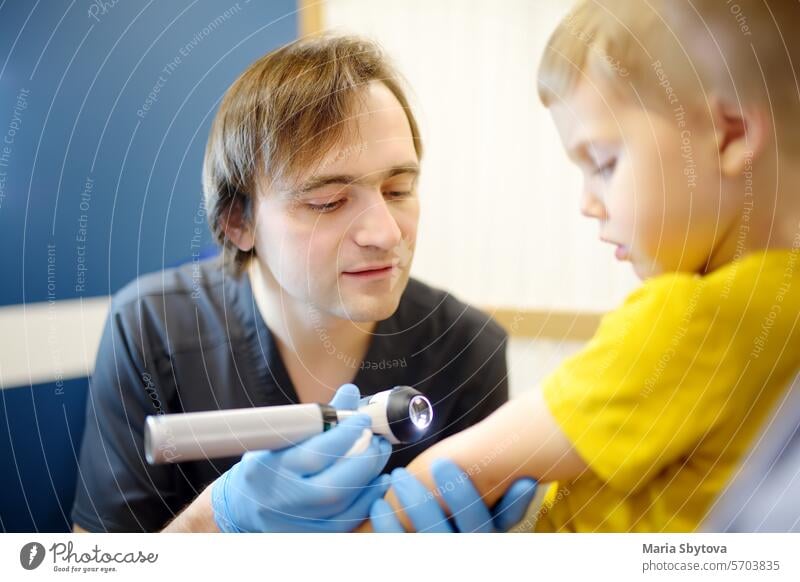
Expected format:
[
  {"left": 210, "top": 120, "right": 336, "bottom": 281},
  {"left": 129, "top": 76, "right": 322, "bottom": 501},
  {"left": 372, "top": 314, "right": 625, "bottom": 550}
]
[{"left": 408, "top": 395, "right": 433, "bottom": 429}]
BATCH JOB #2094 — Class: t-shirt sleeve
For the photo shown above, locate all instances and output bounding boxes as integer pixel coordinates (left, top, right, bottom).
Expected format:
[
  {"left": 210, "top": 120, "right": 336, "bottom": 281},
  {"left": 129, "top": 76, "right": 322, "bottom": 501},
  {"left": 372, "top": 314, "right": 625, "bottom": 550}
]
[
  {"left": 542, "top": 274, "right": 734, "bottom": 493},
  {"left": 440, "top": 319, "right": 509, "bottom": 438},
  {"left": 71, "top": 301, "right": 179, "bottom": 532}
]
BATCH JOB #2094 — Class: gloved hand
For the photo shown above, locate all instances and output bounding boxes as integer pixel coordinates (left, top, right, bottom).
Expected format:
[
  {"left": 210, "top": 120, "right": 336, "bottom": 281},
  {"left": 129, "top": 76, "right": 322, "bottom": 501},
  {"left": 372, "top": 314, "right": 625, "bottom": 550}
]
[
  {"left": 211, "top": 384, "right": 392, "bottom": 532},
  {"left": 369, "top": 458, "right": 538, "bottom": 532}
]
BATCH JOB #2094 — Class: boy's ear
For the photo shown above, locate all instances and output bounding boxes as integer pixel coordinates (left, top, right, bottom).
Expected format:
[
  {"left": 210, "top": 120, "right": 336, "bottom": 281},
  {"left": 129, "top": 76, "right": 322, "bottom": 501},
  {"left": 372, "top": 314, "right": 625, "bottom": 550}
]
[
  {"left": 221, "top": 197, "right": 255, "bottom": 252},
  {"left": 710, "top": 95, "right": 770, "bottom": 177}
]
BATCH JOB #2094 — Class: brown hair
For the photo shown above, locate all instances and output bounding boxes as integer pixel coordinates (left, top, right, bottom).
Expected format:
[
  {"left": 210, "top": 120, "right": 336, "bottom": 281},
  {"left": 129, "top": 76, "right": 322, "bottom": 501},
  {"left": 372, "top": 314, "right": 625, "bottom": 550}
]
[
  {"left": 538, "top": 0, "right": 800, "bottom": 121},
  {"left": 202, "top": 35, "right": 423, "bottom": 275}
]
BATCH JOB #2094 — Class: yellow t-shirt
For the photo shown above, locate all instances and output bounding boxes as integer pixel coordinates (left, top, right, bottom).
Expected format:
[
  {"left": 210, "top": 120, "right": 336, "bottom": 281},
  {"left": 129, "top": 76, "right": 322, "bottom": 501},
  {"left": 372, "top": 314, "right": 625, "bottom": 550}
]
[{"left": 535, "top": 250, "right": 800, "bottom": 532}]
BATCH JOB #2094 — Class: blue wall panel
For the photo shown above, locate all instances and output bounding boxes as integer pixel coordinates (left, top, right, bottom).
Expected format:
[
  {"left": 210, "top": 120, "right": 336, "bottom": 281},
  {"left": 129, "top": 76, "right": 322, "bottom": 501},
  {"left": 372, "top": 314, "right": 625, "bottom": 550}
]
[
  {"left": 0, "top": 379, "right": 89, "bottom": 532},
  {"left": 0, "top": 0, "right": 298, "bottom": 307}
]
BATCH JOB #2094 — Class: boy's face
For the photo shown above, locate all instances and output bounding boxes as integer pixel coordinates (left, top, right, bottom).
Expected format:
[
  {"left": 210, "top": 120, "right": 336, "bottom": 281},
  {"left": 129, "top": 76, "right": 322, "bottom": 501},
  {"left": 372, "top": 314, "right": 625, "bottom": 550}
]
[
  {"left": 252, "top": 81, "right": 420, "bottom": 322},
  {"left": 550, "top": 78, "right": 737, "bottom": 280}
]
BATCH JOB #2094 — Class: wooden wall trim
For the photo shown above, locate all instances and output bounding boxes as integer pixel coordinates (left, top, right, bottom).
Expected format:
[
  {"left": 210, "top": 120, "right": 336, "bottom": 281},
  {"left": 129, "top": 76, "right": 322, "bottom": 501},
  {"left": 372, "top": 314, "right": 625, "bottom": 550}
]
[
  {"left": 298, "top": 0, "right": 325, "bottom": 37},
  {"left": 488, "top": 308, "right": 603, "bottom": 341}
]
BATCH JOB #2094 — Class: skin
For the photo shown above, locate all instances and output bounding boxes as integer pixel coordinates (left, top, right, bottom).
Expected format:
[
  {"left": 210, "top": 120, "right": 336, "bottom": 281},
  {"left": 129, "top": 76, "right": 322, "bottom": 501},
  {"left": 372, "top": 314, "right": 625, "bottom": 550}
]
[
  {"left": 245, "top": 82, "right": 420, "bottom": 324},
  {"left": 365, "top": 71, "right": 800, "bottom": 531},
  {"left": 548, "top": 74, "right": 781, "bottom": 280}
]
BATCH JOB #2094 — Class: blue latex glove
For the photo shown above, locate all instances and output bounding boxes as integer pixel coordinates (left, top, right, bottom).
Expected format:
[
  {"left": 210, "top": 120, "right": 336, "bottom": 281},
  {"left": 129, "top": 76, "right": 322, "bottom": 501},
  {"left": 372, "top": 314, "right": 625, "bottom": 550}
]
[
  {"left": 370, "top": 459, "right": 538, "bottom": 532},
  {"left": 211, "top": 384, "right": 392, "bottom": 532}
]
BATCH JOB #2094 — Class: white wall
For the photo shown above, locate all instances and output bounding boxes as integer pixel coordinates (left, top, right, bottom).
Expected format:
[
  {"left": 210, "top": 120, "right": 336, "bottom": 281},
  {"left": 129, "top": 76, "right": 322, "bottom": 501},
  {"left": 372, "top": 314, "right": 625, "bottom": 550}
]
[
  {"left": 507, "top": 336, "right": 584, "bottom": 397},
  {"left": 323, "top": 0, "right": 639, "bottom": 315}
]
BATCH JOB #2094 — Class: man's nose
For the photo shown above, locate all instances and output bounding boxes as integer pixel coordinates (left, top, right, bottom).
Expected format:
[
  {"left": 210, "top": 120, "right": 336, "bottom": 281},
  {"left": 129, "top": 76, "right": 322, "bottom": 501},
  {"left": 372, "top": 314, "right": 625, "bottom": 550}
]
[{"left": 350, "top": 193, "right": 403, "bottom": 250}]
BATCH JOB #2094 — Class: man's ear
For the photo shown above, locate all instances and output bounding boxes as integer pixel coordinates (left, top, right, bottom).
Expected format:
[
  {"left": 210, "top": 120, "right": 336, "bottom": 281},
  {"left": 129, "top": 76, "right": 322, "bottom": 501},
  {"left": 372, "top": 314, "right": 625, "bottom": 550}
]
[
  {"left": 220, "top": 197, "right": 255, "bottom": 252},
  {"left": 710, "top": 95, "right": 770, "bottom": 177}
]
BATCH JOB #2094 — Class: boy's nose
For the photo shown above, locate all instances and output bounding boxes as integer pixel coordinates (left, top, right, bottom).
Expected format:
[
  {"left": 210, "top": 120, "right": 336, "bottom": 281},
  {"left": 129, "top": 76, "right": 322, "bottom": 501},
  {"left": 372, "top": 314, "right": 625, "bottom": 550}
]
[
  {"left": 351, "top": 195, "right": 403, "bottom": 250},
  {"left": 580, "top": 189, "right": 607, "bottom": 221}
]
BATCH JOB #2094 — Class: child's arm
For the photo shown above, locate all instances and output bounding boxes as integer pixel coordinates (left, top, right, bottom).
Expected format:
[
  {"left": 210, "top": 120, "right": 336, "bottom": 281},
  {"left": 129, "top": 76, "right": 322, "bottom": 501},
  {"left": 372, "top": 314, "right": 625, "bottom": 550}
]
[{"left": 360, "top": 387, "right": 589, "bottom": 531}]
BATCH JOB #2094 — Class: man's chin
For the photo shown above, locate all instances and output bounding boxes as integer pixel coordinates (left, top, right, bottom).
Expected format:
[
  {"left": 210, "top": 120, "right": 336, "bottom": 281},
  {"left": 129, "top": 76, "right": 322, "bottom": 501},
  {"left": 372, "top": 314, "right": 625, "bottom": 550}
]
[
  {"left": 335, "top": 294, "right": 403, "bottom": 323},
  {"left": 331, "top": 272, "right": 410, "bottom": 322}
]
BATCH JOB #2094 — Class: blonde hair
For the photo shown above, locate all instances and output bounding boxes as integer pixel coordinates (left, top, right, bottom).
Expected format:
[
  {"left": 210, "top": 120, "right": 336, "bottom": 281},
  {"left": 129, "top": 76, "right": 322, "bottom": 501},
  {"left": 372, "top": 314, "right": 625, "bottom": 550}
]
[
  {"left": 203, "top": 35, "right": 423, "bottom": 275},
  {"left": 538, "top": 0, "right": 800, "bottom": 120}
]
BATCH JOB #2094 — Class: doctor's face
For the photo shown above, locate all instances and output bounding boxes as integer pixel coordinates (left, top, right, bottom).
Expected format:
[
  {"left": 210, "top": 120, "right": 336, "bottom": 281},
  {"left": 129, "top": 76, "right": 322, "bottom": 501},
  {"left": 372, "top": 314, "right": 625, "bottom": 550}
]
[{"left": 251, "top": 81, "right": 421, "bottom": 322}]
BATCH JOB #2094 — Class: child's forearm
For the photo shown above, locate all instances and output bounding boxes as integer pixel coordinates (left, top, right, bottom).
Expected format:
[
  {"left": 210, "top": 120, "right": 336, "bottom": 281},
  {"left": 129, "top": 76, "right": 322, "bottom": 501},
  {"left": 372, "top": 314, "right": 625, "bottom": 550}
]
[
  {"left": 411, "top": 388, "right": 587, "bottom": 503},
  {"left": 360, "top": 387, "right": 587, "bottom": 532}
]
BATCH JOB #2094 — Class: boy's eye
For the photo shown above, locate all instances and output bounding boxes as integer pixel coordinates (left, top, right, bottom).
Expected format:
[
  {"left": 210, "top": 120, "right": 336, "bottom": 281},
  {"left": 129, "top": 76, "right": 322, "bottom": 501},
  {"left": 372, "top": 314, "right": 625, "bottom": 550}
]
[
  {"left": 593, "top": 159, "right": 617, "bottom": 179},
  {"left": 384, "top": 191, "right": 411, "bottom": 199}
]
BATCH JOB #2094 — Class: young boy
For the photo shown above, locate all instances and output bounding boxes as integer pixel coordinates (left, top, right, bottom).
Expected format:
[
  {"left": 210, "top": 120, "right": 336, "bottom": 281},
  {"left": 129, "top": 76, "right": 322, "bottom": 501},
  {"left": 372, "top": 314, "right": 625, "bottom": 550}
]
[{"left": 370, "top": 0, "right": 800, "bottom": 532}]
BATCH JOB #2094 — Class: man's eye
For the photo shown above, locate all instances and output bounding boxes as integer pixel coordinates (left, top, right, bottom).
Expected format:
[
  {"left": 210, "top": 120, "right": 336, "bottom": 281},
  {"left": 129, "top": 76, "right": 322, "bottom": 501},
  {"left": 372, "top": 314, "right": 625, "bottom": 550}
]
[
  {"left": 593, "top": 159, "right": 617, "bottom": 179},
  {"left": 307, "top": 199, "right": 344, "bottom": 213}
]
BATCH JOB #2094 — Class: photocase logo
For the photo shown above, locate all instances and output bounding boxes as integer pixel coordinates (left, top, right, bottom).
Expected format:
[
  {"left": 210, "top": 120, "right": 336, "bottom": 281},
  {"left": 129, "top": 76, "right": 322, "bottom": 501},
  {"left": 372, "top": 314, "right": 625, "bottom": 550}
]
[{"left": 20, "top": 542, "right": 46, "bottom": 570}]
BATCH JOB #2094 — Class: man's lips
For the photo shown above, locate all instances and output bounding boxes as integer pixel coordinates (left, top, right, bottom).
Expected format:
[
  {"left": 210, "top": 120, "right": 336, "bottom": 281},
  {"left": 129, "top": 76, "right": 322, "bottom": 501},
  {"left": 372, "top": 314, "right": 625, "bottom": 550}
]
[{"left": 342, "top": 263, "right": 397, "bottom": 278}]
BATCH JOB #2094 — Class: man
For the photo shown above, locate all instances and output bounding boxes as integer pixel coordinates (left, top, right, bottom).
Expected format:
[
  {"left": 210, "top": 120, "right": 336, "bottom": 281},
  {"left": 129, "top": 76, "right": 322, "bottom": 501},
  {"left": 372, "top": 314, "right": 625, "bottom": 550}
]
[{"left": 71, "top": 35, "right": 521, "bottom": 533}]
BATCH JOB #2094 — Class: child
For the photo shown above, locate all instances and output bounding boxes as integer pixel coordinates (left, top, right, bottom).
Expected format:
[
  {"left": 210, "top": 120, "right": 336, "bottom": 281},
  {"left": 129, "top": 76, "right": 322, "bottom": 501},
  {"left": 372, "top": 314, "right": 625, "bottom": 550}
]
[{"left": 371, "top": 0, "right": 800, "bottom": 532}]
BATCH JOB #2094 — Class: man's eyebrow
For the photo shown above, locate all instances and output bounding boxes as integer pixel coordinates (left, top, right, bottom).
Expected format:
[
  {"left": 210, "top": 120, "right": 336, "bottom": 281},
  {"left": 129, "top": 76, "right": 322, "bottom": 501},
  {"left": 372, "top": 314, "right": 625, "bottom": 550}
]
[{"left": 296, "top": 163, "right": 420, "bottom": 194}]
